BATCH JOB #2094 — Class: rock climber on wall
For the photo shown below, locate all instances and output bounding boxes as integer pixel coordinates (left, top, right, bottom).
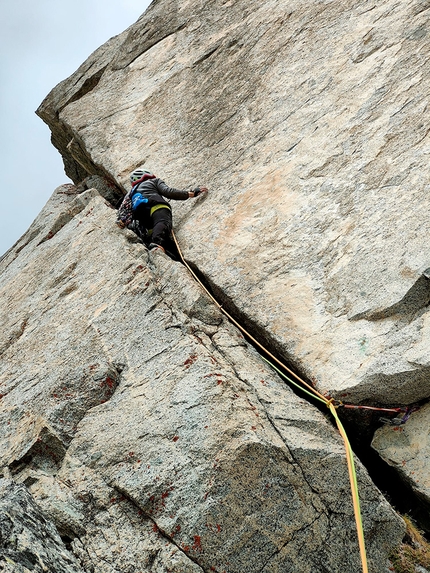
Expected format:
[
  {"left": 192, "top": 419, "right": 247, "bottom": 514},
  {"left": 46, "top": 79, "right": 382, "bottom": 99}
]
[{"left": 116, "top": 168, "right": 208, "bottom": 253}]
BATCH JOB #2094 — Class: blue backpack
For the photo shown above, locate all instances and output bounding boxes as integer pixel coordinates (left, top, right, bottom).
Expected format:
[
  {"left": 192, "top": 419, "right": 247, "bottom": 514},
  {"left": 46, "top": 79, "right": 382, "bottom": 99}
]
[{"left": 131, "top": 193, "right": 149, "bottom": 211}]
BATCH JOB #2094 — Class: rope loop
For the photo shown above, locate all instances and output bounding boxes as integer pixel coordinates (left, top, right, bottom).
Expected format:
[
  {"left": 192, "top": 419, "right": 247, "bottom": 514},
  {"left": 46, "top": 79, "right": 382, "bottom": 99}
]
[{"left": 325, "top": 397, "right": 343, "bottom": 408}]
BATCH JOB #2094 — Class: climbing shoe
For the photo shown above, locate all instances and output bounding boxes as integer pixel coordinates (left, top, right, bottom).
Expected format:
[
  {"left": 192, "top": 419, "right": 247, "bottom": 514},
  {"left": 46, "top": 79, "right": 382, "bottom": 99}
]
[{"left": 149, "top": 243, "right": 165, "bottom": 253}]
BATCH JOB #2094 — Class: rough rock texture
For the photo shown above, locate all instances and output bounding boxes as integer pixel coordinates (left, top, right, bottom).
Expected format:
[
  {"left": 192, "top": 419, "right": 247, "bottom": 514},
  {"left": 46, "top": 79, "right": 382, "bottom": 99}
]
[
  {"left": 0, "top": 187, "right": 404, "bottom": 571},
  {"left": 35, "top": 0, "right": 430, "bottom": 507},
  {"left": 37, "top": 30, "right": 131, "bottom": 185},
  {"left": 372, "top": 402, "right": 430, "bottom": 505},
  {"left": 0, "top": 478, "right": 85, "bottom": 572},
  {"left": 37, "top": 0, "right": 430, "bottom": 406}
]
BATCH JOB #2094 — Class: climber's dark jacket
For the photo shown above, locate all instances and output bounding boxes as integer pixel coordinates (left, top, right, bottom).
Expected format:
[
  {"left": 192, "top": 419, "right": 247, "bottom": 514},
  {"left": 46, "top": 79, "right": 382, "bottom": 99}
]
[
  {"left": 131, "top": 178, "right": 190, "bottom": 209},
  {"left": 117, "top": 176, "right": 190, "bottom": 227}
]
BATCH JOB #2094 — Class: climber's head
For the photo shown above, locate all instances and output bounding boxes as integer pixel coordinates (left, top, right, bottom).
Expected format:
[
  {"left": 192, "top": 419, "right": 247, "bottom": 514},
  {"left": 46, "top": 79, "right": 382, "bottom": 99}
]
[{"left": 130, "top": 168, "right": 154, "bottom": 184}]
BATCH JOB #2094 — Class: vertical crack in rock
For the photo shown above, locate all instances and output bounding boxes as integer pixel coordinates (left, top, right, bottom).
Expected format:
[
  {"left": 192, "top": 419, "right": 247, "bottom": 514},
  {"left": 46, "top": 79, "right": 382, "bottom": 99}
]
[
  {"left": 180, "top": 258, "right": 428, "bottom": 538},
  {"left": 113, "top": 486, "right": 206, "bottom": 573},
  {"left": 209, "top": 333, "right": 325, "bottom": 499},
  {"left": 15, "top": 0, "right": 430, "bottom": 568},
  {"left": 0, "top": 189, "right": 407, "bottom": 571},
  {"left": 184, "top": 260, "right": 329, "bottom": 405}
]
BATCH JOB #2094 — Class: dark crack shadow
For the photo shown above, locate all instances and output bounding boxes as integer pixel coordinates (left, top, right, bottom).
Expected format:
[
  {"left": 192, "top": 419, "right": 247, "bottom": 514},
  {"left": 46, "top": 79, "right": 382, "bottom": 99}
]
[
  {"left": 350, "top": 275, "right": 430, "bottom": 322},
  {"left": 58, "top": 67, "right": 108, "bottom": 113},
  {"left": 109, "top": 486, "right": 206, "bottom": 572}
]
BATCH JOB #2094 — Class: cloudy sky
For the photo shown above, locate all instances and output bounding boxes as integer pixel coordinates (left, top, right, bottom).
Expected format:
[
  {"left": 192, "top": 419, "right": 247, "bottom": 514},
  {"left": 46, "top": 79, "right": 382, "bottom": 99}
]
[{"left": 0, "top": 0, "right": 152, "bottom": 257}]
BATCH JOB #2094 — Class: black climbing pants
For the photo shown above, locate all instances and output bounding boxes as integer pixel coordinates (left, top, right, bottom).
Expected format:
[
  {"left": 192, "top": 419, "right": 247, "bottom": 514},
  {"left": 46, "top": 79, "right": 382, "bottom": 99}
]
[
  {"left": 150, "top": 206, "right": 172, "bottom": 246},
  {"left": 134, "top": 204, "right": 172, "bottom": 247}
]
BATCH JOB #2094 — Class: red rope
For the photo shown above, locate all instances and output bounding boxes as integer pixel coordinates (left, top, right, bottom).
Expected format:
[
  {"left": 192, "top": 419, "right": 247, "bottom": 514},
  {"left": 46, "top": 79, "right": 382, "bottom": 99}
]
[{"left": 342, "top": 404, "right": 404, "bottom": 413}]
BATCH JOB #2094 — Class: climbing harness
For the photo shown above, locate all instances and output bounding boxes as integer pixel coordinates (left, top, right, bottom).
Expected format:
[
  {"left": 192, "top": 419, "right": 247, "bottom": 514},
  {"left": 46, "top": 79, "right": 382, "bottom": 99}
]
[
  {"left": 150, "top": 204, "right": 171, "bottom": 216},
  {"left": 172, "top": 231, "right": 422, "bottom": 573}
]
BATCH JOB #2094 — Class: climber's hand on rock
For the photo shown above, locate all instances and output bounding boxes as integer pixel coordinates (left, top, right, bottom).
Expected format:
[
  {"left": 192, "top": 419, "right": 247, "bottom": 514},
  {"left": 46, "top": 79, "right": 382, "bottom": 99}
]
[{"left": 190, "top": 187, "right": 208, "bottom": 198}]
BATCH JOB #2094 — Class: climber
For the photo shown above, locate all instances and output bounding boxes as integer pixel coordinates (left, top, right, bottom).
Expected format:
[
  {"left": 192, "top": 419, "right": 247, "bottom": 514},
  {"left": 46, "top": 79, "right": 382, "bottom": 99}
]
[{"left": 116, "top": 168, "right": 208, "bottom": 252}]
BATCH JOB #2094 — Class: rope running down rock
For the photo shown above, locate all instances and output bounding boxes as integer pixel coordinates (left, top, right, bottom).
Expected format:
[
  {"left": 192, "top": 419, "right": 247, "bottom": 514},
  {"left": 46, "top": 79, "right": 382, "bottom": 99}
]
[{"left": 171, "top": 230, "right": 369, "bottom": 573}]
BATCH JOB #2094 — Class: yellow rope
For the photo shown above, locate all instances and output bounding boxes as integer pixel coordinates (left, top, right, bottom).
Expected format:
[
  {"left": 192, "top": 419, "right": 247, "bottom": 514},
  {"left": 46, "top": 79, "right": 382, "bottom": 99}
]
[
  {"left": 171, "top": 233, "right": 328, "bottom": 402},
  {"left": 171, "top": 231, "right": 369, "bottom": 573},
  {"left": 329, "top": 404, "right": 369, "bottom": 573}
]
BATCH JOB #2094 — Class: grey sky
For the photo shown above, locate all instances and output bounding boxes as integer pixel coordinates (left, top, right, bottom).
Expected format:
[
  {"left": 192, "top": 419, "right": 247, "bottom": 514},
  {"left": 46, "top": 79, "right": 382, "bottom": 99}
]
[{"left": 0, "top": 0, "right": 151, "bottom": 256}]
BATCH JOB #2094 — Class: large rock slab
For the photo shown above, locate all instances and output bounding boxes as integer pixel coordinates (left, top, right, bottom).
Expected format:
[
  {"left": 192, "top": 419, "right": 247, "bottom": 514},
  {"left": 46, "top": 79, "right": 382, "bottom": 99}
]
[
  {"left": 0, "top": 187, "right": 404, "bottom": 571},
  {"left": 37, "top": 0, "right": 430, "bottom": 410},
  {"left": 372, "top": 402, "right": 430, "bottom": 506},
  {"left": 0, "top": 187, "right": 125, "bottom": 453}
]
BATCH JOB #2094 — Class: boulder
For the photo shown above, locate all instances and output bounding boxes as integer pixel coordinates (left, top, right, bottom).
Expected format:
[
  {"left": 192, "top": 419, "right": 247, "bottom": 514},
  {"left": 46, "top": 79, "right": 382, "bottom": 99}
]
[{"left": 372, "top": 402, "right": 430, "bottom": 506}]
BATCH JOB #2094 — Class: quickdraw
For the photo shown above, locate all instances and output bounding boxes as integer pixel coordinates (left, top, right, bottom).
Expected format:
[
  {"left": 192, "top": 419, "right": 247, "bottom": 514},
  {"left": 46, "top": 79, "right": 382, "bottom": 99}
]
[
  {"left": 379, "top": 405, "right": 421, "bottom": 426},
  {"left": 336, "top": 403, "right": 421, "bottom": 426}
]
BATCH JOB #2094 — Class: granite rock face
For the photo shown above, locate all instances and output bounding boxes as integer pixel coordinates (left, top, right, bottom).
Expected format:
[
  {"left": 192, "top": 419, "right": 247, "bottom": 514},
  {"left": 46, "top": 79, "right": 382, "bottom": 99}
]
[
  {"left": 35, "top": 0, "right": 430, "bottom": 509},
  {"left": 0, "top": 187, "right": 404, "bottom": 571},
  {"left": 372, "top": 402, "right": 430, "bottom": 506},
  {"left": 37, "top": 0, "right": 430, "bottom": 407},
  {"left": 0, "top": 479, "right": 85, "bottom": 573}
]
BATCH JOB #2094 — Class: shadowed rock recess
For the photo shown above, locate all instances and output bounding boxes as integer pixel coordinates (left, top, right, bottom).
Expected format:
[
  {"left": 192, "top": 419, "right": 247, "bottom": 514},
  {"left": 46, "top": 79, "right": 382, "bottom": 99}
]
[{"left": 2, "top": 0, "right": 430, "bottom": 571}]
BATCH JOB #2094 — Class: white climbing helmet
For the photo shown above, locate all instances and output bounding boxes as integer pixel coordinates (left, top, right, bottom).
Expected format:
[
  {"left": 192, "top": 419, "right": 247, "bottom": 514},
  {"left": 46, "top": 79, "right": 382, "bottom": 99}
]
[{"left": 130, "top": 168, "right": 153, "bottom": 183}]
